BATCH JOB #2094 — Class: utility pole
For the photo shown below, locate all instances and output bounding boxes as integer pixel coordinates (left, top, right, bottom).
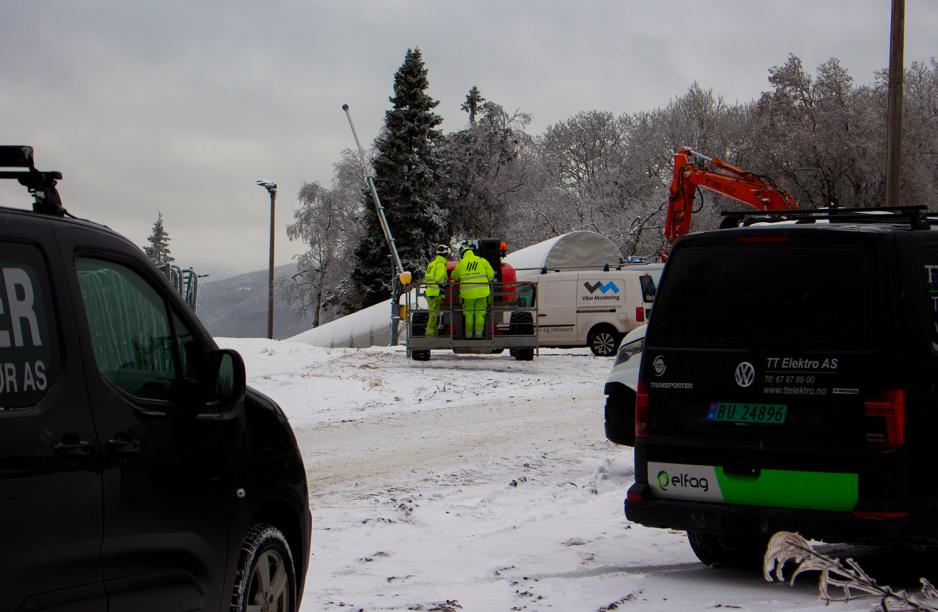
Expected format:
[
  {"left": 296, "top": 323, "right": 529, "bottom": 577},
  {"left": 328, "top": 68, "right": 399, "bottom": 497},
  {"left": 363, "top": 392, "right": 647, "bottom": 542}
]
[
  {"left": 257, "top": 180, "right": 277, "bottom": 339},
  {"left": 342, "top": 104, "right": 411, "bottom": 345},
  {"left": 885, "top": 0, "right": 905, "bottom": 206}
]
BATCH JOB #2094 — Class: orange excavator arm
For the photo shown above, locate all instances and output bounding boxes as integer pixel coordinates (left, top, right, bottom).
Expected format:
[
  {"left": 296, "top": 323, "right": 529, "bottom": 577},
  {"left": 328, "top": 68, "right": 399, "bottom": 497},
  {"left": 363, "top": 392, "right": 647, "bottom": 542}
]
[{"left": 664, "top": 147, "right": 799, "bottom": 243}]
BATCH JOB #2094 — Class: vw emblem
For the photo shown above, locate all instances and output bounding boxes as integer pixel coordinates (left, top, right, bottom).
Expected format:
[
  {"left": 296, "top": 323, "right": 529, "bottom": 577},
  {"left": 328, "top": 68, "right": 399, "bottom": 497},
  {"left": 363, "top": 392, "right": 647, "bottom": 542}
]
[
  {"left": 652, "top": 355, "right": 666, "bottom": 377},
  {"left": 735, "top": 361, "right": 756, "bottom": 388}
]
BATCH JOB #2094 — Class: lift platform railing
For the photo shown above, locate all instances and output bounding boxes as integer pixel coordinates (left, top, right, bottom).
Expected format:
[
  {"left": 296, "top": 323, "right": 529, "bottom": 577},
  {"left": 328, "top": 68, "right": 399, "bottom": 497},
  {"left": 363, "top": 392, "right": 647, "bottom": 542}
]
[
  {"left": 404, "top": 280, "right": 538, "bottom": 347},
  {"left": 157, "top": 263, "right": 200, "bottom": 313}
]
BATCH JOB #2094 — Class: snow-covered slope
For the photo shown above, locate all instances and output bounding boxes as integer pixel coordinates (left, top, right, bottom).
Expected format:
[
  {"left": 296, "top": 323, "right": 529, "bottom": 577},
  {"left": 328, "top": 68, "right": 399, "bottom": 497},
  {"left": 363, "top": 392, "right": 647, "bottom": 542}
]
[{"left": 218, "top": 338, "right": 877, "bottom": 611}]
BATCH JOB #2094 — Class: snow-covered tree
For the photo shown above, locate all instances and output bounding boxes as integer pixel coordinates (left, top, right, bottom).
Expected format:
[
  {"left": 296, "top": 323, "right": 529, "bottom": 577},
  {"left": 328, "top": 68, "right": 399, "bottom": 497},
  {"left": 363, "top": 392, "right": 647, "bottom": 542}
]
[
  {"left": 315, "top": 52, "right": 938, "bottom": 277},
  {"left": 143, "top": 212, "right": 174, "bottom": 266},
  {"left": 440, "top": 96, "right": 534, "bottom": 240},
  {"left": 880, "top": 59, "right": 938, "bottom": 206},
  {"left": 346, "top": 48, "right": 446, "bottom": 312},
  {"left": 750, "top": 54, "right": 883, "bottom": 208},
  {"left": 284, "top": 151, "right": 364, "bottom": 327},
  {"left": 461, "top": 86, "right": 485, "bottom": 125}
]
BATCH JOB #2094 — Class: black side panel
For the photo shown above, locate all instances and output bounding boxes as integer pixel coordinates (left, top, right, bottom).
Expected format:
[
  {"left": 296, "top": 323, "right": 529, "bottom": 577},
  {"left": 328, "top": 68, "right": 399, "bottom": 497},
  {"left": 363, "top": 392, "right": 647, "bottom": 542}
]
[
  {"left": 0, "top": 216, "right": 105, "bottom": 611},
  {"left": 56, "top": 225, "right": 237, "bottom": 611}
]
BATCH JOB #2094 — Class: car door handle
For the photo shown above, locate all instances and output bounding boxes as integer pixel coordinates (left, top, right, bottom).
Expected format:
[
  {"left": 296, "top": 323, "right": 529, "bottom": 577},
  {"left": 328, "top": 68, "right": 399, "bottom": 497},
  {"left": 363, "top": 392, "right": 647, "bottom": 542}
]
[
  {"left": 107, "top": 434, "right": 141, "bottom": 454},
  {"left": 53, "top": 436, "right": 94, "bottom": 456},
  {"left": 538, "top": 313, "right": 547, "bottom": 317}
]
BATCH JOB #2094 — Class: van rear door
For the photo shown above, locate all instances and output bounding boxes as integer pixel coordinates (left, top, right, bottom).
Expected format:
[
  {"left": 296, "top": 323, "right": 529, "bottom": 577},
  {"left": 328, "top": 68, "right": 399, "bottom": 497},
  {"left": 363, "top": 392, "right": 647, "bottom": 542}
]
[
  {"left": 641, "top": 230, "right": 894, "bottom": 512},
  {"left": 537, "top": 274, "right": 578, "bottom": 343}
]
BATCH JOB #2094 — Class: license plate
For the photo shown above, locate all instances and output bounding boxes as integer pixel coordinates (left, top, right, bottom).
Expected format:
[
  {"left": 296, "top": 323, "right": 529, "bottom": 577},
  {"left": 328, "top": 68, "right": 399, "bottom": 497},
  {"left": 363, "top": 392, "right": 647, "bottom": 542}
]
[{"left": 707, "top": 402, "right": 788, "bottom": 425}]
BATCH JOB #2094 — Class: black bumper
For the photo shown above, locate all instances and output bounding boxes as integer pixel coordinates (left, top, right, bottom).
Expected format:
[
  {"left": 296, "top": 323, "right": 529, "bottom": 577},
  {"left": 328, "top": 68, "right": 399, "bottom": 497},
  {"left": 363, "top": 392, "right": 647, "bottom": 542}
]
[{"left": 625, "top": 483, "right": 938, "bottom": 546}]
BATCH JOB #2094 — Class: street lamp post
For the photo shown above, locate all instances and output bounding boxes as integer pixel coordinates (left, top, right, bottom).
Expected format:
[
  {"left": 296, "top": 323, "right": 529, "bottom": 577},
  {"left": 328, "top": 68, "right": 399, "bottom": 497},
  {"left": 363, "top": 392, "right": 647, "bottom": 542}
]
[{"left": 257, "top": 180, "right": 277, "bottom": 340}]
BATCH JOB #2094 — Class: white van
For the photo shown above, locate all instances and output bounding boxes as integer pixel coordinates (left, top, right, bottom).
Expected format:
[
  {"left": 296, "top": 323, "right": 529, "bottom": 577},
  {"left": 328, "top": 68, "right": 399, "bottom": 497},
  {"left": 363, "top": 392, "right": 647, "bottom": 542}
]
[{"left": 535, "top": 265, "right": 662, "bottom": 356}]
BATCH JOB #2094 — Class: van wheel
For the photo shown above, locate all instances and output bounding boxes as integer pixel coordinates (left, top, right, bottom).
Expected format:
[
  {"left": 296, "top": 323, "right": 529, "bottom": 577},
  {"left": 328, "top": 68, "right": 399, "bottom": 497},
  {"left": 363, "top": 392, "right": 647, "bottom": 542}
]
[
  {"left": 604, "top": 390, "right": 635, "bottom": 445},
  {"left": 687, "top": 529, "right": 770, "bottom": 569},
  {"left": 588, "top": 325, "right": 620, "bottom": 357},
  {"left": 411, "top": 350, "right": 431, "bottom": 361},
  {"left": 231, "top": 523, "right": 297, "bottom": 612},
  {"left": 510, "top": 348, "right": 534, "bottom": 361},
  {"left": 508, "top": 311, "right": 534, "bottom": 335}
]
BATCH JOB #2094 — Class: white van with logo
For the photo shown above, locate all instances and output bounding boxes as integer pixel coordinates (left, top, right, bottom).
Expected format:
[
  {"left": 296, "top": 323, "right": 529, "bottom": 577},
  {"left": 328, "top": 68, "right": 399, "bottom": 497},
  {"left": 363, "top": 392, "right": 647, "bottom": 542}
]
[{"left": 535, "top": 265, "right": 662, "bottom": 356}]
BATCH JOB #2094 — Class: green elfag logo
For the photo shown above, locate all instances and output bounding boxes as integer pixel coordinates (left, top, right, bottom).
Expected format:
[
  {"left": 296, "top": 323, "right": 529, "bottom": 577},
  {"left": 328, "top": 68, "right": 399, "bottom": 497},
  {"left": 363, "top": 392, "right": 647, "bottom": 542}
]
[{"left": 656, "top": 470, "right": 670, "bottom": 491}]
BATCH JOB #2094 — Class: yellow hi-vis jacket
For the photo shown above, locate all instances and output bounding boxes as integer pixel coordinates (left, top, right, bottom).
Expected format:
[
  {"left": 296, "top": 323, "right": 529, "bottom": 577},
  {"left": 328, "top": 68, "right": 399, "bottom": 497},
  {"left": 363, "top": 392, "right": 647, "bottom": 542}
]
[
  {"left": 424, "top": 255, "right": 448, "bottom": 297},
  {"left": 452, "top": 249, "right": 494, "bottom": 300}
]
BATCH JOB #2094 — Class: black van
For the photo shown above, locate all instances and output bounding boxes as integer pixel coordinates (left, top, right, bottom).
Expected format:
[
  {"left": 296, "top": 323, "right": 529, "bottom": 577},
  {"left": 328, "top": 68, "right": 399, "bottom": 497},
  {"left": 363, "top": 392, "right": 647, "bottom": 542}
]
[
  {"left": 0, "top": 147, "right": 310, "bottom": 611},
  {"left": 626, "top": 207, "right": 938, "bottom": 567}
]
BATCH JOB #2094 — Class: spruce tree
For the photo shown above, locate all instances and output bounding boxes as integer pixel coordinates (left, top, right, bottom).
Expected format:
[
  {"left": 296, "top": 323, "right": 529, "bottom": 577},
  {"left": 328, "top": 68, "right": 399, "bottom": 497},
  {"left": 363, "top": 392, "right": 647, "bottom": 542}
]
[
  {"left": 143, "top": 211, "right": 174, "bottom": 266},
  {"left": 461, "top": 86, "right": 485, "bottom": 124},
  {"left": 346, "top": 48, "right": 447, "bottom": 312}
]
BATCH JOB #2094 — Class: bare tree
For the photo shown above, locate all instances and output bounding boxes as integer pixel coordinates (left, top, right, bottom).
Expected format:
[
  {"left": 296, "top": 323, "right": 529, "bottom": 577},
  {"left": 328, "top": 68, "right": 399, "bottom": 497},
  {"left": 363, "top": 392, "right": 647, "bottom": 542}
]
[
  {"left": 751, "top": 54, "right": 885, "bottom": 208},
  {"left": 537, "top": 110, "right": 630, "bottom": 242},
  {"left": 765, "top": 531, "right": 938, "bottom": 611},
  {"left": 887, "top": 59, "right": 938, "bottom": 206},
  {"left": 283, "top": 152, "right": 364, "bottom": 327}
]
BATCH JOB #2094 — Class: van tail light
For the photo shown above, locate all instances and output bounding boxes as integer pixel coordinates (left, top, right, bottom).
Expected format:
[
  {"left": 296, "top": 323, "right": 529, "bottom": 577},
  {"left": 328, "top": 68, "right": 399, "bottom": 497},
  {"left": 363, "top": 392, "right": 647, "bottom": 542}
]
[
  {"left": 635, "top": 306, "right": 645, "bottom": 323},
  {"left": 635, "top": 380, "right": 649, "bottom": 438},
  {"left": 864, "top": 388, "right": 906, "bottom": 448},
  {"left": 852, "top": 510, "right": 910, "bottom": 519}
]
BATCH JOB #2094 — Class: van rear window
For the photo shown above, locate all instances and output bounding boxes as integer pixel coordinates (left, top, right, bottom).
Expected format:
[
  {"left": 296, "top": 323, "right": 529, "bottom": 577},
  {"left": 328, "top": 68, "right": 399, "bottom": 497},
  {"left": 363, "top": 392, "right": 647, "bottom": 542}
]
[
  {"left": 639, "top": 274, "right": 656, "bottom": 302},
  {"left": 648, "top": 244, "right": 876, "bottom": 349}
]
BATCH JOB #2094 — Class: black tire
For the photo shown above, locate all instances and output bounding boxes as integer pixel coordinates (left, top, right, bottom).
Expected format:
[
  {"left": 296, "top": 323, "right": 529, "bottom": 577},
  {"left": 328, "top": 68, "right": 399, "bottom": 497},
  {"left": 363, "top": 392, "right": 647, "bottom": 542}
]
[
  {"left": 588, "top": 325, "right": 620, "bottom": 357},
  {"left": 510, "top": 348, "right": 534, "bottom": 361},
  {"left": 508, "top": 311, "right": 534, "bottom": 336},
  {"left": 231, "top": 523, "right": 297, "bottom": 612},
  {"left": 687, "top": 529, "right": 770, "bottom": 570},
  {"left": 411, "top": 350, "right": 431, "bottom": 361},
  {"left": 604, "top": 388, "right": 636, "bottom": 445}
]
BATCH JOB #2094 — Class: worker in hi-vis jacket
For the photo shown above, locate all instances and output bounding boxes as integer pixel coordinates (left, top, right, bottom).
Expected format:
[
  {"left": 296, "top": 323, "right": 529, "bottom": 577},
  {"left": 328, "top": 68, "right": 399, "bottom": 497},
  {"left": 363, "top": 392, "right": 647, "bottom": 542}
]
[
  {"left": 423, "top": 244, "right": 450, "bottom": 336},
  {"left": 451, "top": 243, "right": 495, "bottom": 339}
]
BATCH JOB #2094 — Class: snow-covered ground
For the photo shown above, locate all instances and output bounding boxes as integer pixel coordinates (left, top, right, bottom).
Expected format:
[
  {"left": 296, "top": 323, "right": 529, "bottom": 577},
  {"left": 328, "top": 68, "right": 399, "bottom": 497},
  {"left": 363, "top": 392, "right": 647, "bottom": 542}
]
[{"left": 218, "top": 339, "right": 885, "bottom": 611}]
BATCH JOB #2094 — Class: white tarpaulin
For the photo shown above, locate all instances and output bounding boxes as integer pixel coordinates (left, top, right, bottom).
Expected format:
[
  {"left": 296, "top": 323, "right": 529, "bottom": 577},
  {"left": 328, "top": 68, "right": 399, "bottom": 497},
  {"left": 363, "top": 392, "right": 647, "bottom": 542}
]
[{"left": 504, "top": 231, "right": 622, "bottom": 281}]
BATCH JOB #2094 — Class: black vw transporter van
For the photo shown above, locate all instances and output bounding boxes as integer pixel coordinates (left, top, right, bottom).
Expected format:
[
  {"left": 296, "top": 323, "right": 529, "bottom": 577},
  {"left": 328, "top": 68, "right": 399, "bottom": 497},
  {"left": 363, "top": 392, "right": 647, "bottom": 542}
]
[{"left": 626, "top": 207, "right": 938, "bottom": 567}]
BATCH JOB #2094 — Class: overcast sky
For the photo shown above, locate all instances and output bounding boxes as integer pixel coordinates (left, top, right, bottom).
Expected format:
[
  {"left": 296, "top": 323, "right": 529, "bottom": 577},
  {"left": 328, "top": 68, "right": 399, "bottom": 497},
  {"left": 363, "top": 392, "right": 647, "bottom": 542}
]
[{"left": 2, "top": 0, "right": 936, "bottom": 277}]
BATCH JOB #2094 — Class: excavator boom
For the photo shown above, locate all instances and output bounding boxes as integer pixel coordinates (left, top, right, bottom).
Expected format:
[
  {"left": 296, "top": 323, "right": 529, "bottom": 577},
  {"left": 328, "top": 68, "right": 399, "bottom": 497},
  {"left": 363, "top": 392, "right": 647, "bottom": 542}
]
[{"left": 665, "top": 147, "right": 799, "bottom": 242}]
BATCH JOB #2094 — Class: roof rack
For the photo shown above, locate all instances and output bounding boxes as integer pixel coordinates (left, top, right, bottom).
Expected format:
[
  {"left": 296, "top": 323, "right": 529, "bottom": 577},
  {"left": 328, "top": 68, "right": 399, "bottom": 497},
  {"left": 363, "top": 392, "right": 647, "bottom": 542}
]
[
  {"left": 0, "top": 145, "right": 66, "bottom": 216},
  {"left": 719, "top": 206, "right": 934, "bottom": 231}
]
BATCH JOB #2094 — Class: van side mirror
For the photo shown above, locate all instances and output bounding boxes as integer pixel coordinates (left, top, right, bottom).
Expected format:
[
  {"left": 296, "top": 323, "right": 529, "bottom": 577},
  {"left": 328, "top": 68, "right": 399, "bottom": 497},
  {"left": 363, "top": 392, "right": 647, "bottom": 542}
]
[{"left": 204, "top": 349, "right": 246, "bottom": 409}]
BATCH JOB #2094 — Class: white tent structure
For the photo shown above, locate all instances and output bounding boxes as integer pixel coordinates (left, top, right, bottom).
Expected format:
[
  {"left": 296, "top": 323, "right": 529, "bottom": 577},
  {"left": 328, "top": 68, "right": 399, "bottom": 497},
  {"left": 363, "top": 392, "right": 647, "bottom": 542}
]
[
  {"left": 290, "top": 231, "right": 622, "bottom": 348},
  {"left": 503, "top": 230, "right": 622, "bottom": 281}
]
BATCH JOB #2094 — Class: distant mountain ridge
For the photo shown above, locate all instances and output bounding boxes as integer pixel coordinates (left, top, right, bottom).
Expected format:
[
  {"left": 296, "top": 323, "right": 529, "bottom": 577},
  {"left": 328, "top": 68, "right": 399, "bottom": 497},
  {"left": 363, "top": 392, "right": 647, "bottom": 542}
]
[{"left": 196, "top": 264, "right": 311, "bottom": 339}]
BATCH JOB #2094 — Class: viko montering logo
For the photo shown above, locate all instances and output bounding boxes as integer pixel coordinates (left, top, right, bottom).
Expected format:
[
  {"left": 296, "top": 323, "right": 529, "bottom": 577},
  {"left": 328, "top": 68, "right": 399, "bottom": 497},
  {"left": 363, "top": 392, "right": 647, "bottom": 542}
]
[
  {"left": 583, "top": 281, "right": 619, "bottom": 294},
  {"left": 656, "top": 469, "right": 710, "bottom": 492}
]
